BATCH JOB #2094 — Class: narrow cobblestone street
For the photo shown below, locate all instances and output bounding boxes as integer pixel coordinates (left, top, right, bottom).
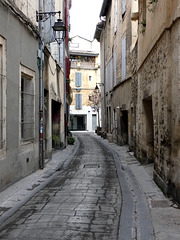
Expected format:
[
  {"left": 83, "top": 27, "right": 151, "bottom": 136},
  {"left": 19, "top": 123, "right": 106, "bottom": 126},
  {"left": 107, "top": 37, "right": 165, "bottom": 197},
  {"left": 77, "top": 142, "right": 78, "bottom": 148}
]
[{"left": 0, "top": 134, "right": 121, "bottom": 240}]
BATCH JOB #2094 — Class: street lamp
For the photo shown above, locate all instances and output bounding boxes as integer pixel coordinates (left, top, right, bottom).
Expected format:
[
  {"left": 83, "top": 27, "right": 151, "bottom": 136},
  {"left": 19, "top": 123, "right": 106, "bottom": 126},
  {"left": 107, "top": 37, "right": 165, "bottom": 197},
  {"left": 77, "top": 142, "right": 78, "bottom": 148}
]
[{"left": 36, "top": 9, "right": 66, "bottom": 169}]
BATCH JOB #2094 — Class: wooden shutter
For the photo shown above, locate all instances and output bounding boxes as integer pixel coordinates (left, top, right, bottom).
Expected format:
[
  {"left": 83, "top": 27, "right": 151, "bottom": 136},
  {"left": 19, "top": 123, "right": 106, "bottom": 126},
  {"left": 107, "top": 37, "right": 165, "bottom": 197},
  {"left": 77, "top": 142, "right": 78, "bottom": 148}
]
[
  {"left": 122, "top": 36, "right": 126, "bottom": 80},
  {"left": 122, "top": 0, "right": 126, "bottom": 16},
  {"left": 114, "top": 0, "right": 117, "bottom": 33},
  {"left": 114, "top": 50, "right": 117, "bottom": 86},
  {"left": 105, "top": 65, "right": 108, "bottom": 92},
  {"left": 75, "top": 94, "right": 82, "bottom": 109},
  {"left": 110, "top": 59, "right": 112, "bottom": 90}
]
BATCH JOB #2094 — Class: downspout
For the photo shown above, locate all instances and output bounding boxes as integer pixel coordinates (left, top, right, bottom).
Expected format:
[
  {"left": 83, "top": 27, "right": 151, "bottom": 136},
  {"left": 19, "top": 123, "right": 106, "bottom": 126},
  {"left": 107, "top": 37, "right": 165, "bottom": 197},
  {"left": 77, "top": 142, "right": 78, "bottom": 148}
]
[
  {"left": 63, "top": 0, "right": 67, "bottom": 146},
  {"left": 103, "top": 20, "right": 107, "bottom": 135},
  {"left": 39, "top": 0, "right": 44, "bottom": 169}
]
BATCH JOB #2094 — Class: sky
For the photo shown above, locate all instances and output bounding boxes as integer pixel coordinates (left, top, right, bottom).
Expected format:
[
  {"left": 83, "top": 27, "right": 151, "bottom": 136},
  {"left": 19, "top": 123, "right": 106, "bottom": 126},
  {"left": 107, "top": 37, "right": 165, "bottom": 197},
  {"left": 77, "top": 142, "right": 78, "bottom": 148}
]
[{"left": 70, "top": 0, "right": 103, "bottom": 41}]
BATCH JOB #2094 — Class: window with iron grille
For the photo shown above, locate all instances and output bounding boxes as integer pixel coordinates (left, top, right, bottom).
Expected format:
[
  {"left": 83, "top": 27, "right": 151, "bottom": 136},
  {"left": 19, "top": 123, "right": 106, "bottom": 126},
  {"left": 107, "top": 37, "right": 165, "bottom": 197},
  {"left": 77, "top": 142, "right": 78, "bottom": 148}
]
[
  {"left": 0, "top": 38, "right": 6, "bottom": 150},
  {"left": 21, "top": 74, "right": 35, "bottom": 141},
  {"left": 75, "top": 94, "right": 82, "bottom": 109}
]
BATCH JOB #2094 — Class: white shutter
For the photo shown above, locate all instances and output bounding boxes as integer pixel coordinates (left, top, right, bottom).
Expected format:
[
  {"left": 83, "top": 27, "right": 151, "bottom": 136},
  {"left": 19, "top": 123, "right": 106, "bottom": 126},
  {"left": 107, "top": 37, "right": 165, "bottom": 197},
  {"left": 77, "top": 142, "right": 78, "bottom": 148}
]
[
  {"left": 105, "top": 65, "right": 108, "bottom": 92},
  {"left": 114, "top": 0, "right": 117, "bottom": 33},
  {"left": 122, "top": 0, "right": 126, "bottom": 16},
  {"left": 114, "top": 50, "right": 117, "bottom": 86},
  {"left": 44, "top": 0, "right": 55, "bottom": 43},
  {"left": 59, "top": 34, "right": 64, "bottom": 67},
  {"left": 110, "top": 59, "right": 112, "bottom": 90},
  {"left": 122, "top": 36, "right": 126, "bottom": 80}
]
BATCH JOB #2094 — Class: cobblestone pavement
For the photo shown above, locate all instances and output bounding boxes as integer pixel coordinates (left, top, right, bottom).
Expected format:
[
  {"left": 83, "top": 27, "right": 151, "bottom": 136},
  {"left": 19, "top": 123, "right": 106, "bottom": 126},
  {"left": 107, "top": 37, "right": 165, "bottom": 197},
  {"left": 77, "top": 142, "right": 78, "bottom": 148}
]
[{"left": 0, "top": 133, "right": 121, "bottom": 240}]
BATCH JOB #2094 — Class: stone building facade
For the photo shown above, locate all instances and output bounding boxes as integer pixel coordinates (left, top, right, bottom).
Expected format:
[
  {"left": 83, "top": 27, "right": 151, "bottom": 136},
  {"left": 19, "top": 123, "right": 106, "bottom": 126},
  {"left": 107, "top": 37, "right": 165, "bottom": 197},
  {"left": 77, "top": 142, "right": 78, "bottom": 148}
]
[
  {"left": 137, "top": 0, "right": 180, "bottom": 203},
  {"left": 69, "top": 48, "right": 100, "bottom": 132},
  {"left": 95, "top": 0, "right": 138, "bottom": 146},
  {"left": 69, "top": 35, "right": 100, "bottom": 132},
  {"left": 0, "top": 0, "right": 70, "bottom": 190},
  {"left": 0, "top": 0, "right": 40, "bottom": 189},
  {"left": 95, "top": 0, "right": 180, "bottom": 203}
]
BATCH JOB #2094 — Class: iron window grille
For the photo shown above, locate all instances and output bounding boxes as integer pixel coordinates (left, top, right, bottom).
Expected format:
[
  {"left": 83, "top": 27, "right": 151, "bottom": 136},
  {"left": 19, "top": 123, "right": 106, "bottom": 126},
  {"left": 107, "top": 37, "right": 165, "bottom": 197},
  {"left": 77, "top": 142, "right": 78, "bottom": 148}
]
[{"left": 21, "top": 76, "right": 35, "bottom": 141}]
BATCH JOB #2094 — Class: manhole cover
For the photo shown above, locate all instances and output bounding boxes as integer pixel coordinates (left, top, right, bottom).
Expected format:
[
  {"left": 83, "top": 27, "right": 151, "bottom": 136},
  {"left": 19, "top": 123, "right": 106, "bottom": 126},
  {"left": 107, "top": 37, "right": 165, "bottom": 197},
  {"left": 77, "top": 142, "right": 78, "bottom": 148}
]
[{"left": 84, "top": 164, "right": 99, "bottom": 168}]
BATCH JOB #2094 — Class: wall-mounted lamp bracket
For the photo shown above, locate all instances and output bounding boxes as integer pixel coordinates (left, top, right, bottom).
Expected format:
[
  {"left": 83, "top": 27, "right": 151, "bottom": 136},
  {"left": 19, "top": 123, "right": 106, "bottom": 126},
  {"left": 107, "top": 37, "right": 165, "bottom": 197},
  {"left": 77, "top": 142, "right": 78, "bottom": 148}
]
[{"left": 36, "top": 10, "right": 61, "bottom": 22}]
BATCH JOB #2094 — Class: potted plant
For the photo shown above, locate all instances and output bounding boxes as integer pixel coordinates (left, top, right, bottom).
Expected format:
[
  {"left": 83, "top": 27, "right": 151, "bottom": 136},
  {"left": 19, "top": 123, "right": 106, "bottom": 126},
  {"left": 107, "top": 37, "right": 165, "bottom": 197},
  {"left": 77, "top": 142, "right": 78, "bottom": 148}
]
[
  {"left": 52, "top": 134, "right": 61, "bottom": 149},
  {"left": 67, "top": 131, "right": 75, "bottom": 145}
]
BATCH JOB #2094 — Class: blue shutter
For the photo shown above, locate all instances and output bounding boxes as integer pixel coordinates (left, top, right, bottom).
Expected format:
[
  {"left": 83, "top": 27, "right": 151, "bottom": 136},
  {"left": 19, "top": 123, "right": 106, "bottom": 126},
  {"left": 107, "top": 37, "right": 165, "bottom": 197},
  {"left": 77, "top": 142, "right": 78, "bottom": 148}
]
[
  {"left": 79, "top": 73, "right": 82, "bottom": 86},
  {"left": 75, "top": 94, "right": 78, "bottom": 109},
  {"left": 79, "top": 94, "right": 82, "bottom": 109},
  {"left": 75, "top": 94, "right": 82, "bottom": 109},
  {"left": 122, "top": 36, "right": 126, "bottom": 80},
  {"left": 75, "top": 72, "right": 82, "bottom": 87}
]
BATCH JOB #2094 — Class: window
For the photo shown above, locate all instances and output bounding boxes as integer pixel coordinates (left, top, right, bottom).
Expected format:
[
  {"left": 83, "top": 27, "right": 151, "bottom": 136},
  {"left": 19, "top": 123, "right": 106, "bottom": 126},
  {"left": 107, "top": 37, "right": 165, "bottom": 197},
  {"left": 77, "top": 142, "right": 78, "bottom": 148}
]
[
  {"left": 75, "top": 72, "right": 82, "bottom": 87},
  {"left": 75, "top": 94, "right": 82, "bottom": 109},
  {"left": 88, "top": 76, "right": 92, "bottom": 81},
  {"left": 110, "top": 58, "right": 113, "bottom": 90},
  {"left": 20, "top": 65, "right": 35, "bottom": 142},
  {"left": 0, "top": 37, "right": 6, "bottom": 150},
  {"left": 122, "top": 36, "right": 126, "bottom": 80},
  {"left": 114, "top": 50, "right": 117, "bottom": 86},
  {"left": 114, "top": 0, "right": 118, "bottom": 33},
  {"left": 105, "top": 65, "right": 108, "bottom": 92},
  {"left": 122, "top": 0, "right": 126, "bottom": 17}
]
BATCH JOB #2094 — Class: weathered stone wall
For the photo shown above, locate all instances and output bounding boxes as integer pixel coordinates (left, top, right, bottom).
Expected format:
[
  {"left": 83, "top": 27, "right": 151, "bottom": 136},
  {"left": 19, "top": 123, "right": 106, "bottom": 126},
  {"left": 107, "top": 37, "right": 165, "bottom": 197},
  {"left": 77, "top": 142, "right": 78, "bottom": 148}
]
[
  {"left": 136, "top": 20, "right": 180, "bottom": 202},
  {"left": 168, "top": 20, "right": 180, "bottom": 202},
  {"left": 130, "top": 42, "right": 138, "bottom": 151}
]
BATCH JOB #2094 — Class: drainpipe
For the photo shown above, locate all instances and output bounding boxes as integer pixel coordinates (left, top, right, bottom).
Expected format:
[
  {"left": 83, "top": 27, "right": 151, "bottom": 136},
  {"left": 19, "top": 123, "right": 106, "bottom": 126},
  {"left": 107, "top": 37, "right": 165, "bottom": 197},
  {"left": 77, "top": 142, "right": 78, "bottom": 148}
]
[
  {"left": 103, "top": 20, "right": 107, "bottom": 136},
  {"left": 63, "top": 0, "right": 67, "bottom": 146},
  {"left": 39, "top": 0, "right": 44, "bottom": 169}
]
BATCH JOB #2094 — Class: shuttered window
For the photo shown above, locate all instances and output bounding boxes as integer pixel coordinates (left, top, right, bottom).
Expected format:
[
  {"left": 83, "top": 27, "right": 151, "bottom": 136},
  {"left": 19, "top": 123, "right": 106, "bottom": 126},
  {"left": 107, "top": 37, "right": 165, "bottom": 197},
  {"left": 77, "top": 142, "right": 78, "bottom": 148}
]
[
  {"left": 122, "top": 36, "right": 126, "bottom": 80},
  {"left": 44, "top": 0, "right": 55, "bottom": 43},
  {"left": 110, "top": 59, "right": 113, "bottom": 90},
  {"left": 75, "top": 94, "right": 82, "bottom": 109},
  {"left": 75, "top": 72, "right": 82, "bottom": 87},
  {"left": 114, "top": 50, "right": 117, "bottom": 86},
  {"left": 122, "top": 0, "right": 126, "bottom": 16},
  {"left": 114, "top": 0, "right": 118, "bottom": 33},
  {"left": 105, "top": 65, "right": 108, "bottom": 92}
]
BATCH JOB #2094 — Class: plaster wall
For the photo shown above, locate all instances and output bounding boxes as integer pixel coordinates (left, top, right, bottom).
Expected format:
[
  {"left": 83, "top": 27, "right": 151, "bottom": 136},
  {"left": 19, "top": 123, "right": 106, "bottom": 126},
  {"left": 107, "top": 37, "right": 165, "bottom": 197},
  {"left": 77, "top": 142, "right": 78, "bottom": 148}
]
[
  {"left": 44, "top": 51, "right": 65, "bottom": 159},
  {"left": 0, "top": 3, "right": 39, "bottom": 189}
]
